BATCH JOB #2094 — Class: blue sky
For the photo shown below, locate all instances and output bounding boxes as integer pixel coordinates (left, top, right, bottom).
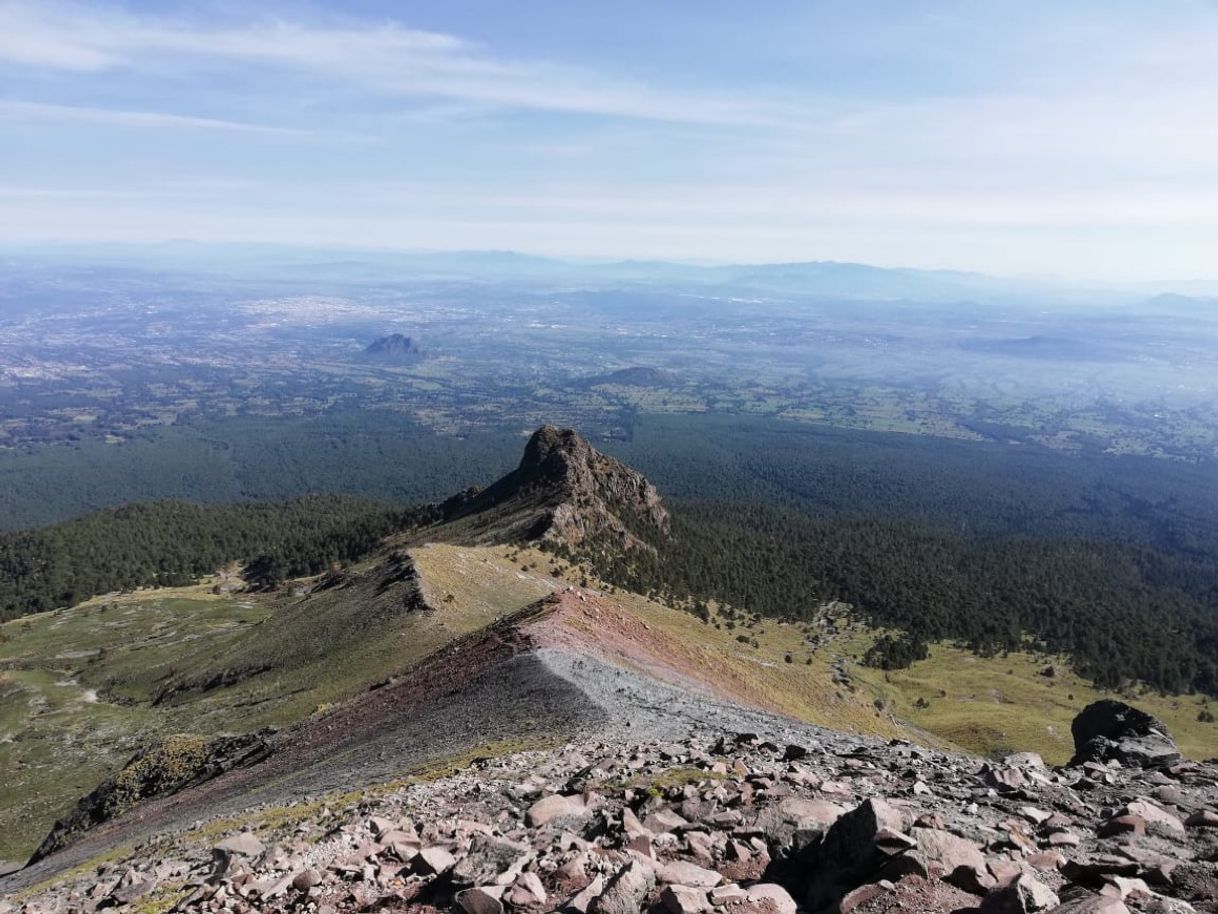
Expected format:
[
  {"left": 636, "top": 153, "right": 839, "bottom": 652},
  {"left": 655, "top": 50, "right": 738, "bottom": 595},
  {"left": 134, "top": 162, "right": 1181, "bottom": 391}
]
[{"left": 2, "top": 0, "right": 1217, "bottom": 279}]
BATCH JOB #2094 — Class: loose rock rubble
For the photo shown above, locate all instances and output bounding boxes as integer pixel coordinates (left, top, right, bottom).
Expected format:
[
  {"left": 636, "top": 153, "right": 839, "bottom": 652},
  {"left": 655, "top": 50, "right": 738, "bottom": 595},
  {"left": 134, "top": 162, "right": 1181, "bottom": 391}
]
[{"left": 5, "top": 701, "right": 1216, "bottom": 914}]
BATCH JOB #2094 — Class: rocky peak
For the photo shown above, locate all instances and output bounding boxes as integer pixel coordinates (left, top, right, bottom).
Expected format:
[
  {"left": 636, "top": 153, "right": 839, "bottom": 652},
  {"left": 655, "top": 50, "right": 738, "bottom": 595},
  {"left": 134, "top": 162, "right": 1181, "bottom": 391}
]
[
  {"left": 518, "top": 425, "right": 592, "bottom": 480},
  {"left": 439, "top": 426, "right": 669, "bottom": 551}
]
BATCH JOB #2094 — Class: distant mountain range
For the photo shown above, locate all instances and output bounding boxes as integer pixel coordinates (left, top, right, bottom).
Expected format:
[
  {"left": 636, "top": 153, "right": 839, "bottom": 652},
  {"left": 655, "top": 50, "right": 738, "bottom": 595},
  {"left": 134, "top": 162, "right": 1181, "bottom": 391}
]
[{"left": 17, "top": 241, "right": 1218, "bottom": 306}]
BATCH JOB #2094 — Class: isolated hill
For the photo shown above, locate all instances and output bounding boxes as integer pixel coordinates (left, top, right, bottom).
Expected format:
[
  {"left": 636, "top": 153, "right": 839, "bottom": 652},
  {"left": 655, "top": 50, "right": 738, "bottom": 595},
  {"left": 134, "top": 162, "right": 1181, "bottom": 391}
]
[{"left": 363, "top": 333, "right": 422, "bottom": 361}]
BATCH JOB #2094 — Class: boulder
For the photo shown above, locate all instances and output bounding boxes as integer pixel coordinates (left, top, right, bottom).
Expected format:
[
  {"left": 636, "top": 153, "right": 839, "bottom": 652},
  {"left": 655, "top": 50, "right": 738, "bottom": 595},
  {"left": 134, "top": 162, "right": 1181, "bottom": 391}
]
[
  {"left": 838, "top": 883, "right": 888, "bottom": 913},
  {"left": 744, "top": 883, "right": 798, "bottom": 914},
  {"left": 591, "top": 861, "right": 655, "bottom": 914},
  {"left": 292, "top": 868, "right": 323, "bottom": 891},
  {"left": 1046, "top": 888, "right": 1131, "bottom": 913},
  {"left": 1005, "top": 752, "right": 1049, "bottom": 770},
  {"left": 752, "top": 797, "right": 847, "bottom": 859},
  {"left": 1186, "top": 810, "right": 1218, "bottom": 829},
  {"left": 980, "top": 873, "right": 1060, "bottom": 912},
  {"left": 1097, "top": 815, "right": 1145, "bottom": 839},
  {"left": 908, "top": 827, "right": 991, "bottom": 892},
  {"left": 804, "top": 798, "right": 913, "bottom": 910},
  {"left": 109, "top": 876, "right": 157, "bottom": 905},
  {"left": 567, "top": 875, "right": 606, "bottom": 914},
  {"left": 1120, "top": 800, "right": 1184, "bottom": 837},
  {"left": 458, "top": 886, "right": 506, "bottom": 914},
  {"left": 1069, "top": 701, "right": 1181, "bottom": 768},
  {"left": 526, "top": 794, "right": 588, "bottom": 827},
  {"left": 818, "top": 798, "right": 911, "bottom": 864},
  {"left": 621, "top": 808, "right": 651, "bottom": 839},
  {"left": 415, "top": 845, "right": 457, "bottom": 875},
  {"left": 658, "top": 860, "right": 721, "bottom": 888},
  {"left": 215, "top": 832, "right": 265, "bottom": 859},
  {"left": 710, "top": 884, "right": 749, "bottom": 905},
  {"left": 661, "top": 884, "right": 709, "bottom": 914},
  {"left": 451, "top": 835, "right": 530, "bottom": 889},
  {"left": 985, "top": 765, "right": 1029, "bottom": 793},
  {"left": 643, "top": 808, "right": 690, "bottom": 833},
  {"left": 506, "top": 871, "right": 548, "bottom": 907}
]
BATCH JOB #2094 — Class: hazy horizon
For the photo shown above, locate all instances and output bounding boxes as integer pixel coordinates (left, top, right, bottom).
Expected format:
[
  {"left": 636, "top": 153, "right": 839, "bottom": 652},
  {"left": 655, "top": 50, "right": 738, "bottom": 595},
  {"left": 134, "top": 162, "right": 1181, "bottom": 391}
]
[
  {"left": 5, "top": 1, "right": 1218, "bottom": 281},
  {"left": 10, "top": 240, "right": 1218, "bottom": 292}
]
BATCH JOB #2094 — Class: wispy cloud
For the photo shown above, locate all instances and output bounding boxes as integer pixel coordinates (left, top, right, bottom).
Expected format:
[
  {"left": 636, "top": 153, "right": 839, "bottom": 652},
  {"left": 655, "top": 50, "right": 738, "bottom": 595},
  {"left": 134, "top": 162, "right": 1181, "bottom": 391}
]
[
  {"left": 7, "top": 0, "right": 1218, "bottom": 278},
  {"left": 0, "top": 100, "right": 310, "bottom": 134},
  {"left": 0, "top": 1, "right": 792, "bottom": 126}
]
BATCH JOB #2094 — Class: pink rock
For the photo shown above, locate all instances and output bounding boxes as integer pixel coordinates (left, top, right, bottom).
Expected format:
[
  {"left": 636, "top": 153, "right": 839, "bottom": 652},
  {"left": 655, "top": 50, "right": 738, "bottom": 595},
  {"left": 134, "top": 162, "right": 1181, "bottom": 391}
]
[
  {"left": 661, "top": 884, "right": 709, "bottom": 914},
  {"left": 415, "top": 845, "right": 456, "bottom": 875},
  {"left": 657, "top": 860, "right": 721, "bottom": 888},
  {"left": 743, "top": 883, "right": 797, "bottom": 914}
]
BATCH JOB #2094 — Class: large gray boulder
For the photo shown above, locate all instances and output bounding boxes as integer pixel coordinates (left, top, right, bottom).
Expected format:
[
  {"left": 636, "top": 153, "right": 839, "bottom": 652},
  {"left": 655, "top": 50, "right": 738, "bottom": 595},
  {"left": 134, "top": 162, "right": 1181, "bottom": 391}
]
[{"left": 1069, "top": 700, "right": 1181, "bottom": 769}]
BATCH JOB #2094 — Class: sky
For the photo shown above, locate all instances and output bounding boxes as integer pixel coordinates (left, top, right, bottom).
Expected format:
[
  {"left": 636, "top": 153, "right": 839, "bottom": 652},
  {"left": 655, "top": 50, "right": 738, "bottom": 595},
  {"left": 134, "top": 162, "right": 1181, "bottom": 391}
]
[{"left": 2, "top": 0, "right": 1218, "bottom": 279}]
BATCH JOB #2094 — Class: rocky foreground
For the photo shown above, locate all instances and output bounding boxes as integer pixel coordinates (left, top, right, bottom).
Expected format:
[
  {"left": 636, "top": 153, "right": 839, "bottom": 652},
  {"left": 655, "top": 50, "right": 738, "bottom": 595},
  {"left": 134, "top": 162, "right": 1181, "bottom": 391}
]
[{"left": 5, "top": 702, "right": 1217, "bottom": 914}]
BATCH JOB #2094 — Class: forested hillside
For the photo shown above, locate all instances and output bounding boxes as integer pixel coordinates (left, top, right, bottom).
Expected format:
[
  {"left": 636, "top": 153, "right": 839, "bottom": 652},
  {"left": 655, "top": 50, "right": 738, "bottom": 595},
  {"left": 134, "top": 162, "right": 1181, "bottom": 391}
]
[
  {"left": 574, "top": 500, "right": 1218, "bottom": 697},
  {"left": 0, "top": 497, "right": 426, "bottom": 619}
]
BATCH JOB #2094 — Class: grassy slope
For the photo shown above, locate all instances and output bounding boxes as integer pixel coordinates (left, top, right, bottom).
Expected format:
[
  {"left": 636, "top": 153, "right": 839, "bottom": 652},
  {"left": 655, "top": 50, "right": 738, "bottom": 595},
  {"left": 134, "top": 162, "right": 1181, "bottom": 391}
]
[
  {"left": 856, "top": 642, "right": 1217, "bottom": 764},
  {"left": 411, "top": 544, "right": 910, "bottom": 741},
  {"left": 0, "top": 587, "right": 265, "bottom": 863},
  {"left": 414, "top": 544, "right": 1217, "bottom": 765},
  {"left": 0, "top": 562, "right": 512, "bottom": 864}
]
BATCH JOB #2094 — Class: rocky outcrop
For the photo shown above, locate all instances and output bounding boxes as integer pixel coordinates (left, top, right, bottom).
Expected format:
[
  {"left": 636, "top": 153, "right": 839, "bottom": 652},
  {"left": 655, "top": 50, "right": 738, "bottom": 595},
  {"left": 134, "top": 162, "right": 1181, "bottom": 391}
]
[
  {"left": 372, "top": 550, "right": 431, "bottom": 612},
  {"left": 1069, "top": 700, "right": 1182, "bottom": 769},
  {"left": 28, "top": 732, "right": 272, "bottom": 866},
  {"left": 438, "top": 426, "right": 669, "bottom": 552}
]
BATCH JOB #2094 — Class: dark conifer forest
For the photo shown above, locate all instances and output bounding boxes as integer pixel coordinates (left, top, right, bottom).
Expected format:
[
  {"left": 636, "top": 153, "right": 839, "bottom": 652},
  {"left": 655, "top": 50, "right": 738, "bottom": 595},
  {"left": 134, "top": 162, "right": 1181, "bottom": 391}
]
[
  {"left": 0, "top": 497, "right": 430, "bottom": 618},
  {"left": 575, "top": 500, "right": 1218, "bottom": 697}
]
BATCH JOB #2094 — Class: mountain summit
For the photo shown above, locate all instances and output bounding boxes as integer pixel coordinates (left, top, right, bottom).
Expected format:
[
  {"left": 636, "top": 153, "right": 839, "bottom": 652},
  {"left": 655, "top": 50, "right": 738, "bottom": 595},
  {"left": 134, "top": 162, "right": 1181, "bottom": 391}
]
[{"left": 439, "top": 425, "right": 669, "bottom": 551}]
